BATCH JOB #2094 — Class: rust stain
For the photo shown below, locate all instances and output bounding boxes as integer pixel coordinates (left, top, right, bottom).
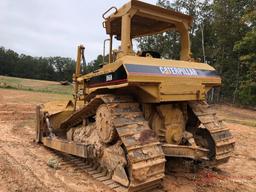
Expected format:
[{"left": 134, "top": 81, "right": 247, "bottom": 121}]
[{"left": 138, "top": 129, "right": 155, "bottom": 144}]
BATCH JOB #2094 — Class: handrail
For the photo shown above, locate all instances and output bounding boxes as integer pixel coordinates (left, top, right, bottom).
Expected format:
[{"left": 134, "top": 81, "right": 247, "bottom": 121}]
[
  {"left": 103, "top": 39, "right": 110, "bottom": 64},
  {"left": 102, "top": 6, "right": 117, "bottom": 19},
  {"left": 102, "top": 21, "right": 106, "bottom": 28}
]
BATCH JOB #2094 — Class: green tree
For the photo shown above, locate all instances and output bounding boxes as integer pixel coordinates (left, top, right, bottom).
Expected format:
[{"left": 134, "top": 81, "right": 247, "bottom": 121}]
[
  {"left": 0, "top": 46, "right": 76, "bottom": 82},
  {"left": 86, "top": 54, "right": 108, "bottom": 73},
  {"left": 0, "top": 47, "right": 19, "bottom": 76},
  {"left": 48, "top": 57, "right": 76, "bottom": 81},
  {"left": 234, "top": 8, "right": 256, "bottom": 105}
]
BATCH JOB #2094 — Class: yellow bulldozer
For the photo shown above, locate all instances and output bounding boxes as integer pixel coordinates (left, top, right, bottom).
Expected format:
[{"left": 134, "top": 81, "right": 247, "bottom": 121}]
[{"left": 35, "top": 1, "right": 235, "bottom": 191}]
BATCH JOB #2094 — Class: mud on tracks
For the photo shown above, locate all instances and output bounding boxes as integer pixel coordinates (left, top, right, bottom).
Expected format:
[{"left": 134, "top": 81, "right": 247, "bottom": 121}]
[{"left": 0, "top": 91, "right": 255, "bottom": 192}]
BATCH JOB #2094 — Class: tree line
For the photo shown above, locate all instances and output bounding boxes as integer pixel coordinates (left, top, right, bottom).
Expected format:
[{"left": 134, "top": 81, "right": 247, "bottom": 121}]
[
  {"left": 0, "top": 47, "right": 76, "bottom": 82},
  {"left": 0, "top": 0, "right": 255, "bottom": 106},
  {"left": 0, "top": 46, "right": 106, "bottom": 82}
]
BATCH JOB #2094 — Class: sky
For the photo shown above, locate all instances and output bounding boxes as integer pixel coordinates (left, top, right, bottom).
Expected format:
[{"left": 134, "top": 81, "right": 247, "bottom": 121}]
[{"left": 0, "top": 0, "right": 156, "bottom": 61}]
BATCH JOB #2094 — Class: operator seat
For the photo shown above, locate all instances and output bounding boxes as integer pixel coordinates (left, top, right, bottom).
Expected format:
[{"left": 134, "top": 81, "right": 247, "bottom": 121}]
[{"left": 141, "top": 51, "right": 161, "bottom": 58}]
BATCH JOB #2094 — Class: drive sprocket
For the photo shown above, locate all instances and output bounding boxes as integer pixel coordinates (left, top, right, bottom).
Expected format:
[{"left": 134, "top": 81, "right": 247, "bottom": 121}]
[{"left": 96, "top": 104, "right": 118, "bottom": 144}]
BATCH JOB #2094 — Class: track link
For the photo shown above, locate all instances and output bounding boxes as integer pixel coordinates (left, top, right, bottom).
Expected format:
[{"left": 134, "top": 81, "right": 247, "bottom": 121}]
[
  {"left": 50, "top": 149, "right": 165, "bottom": 192},
  {"left": 106, "top": 102, "right": 166, "bottom": 191},
  {"left": 189, "top": 101, "right": 235, "bottom": 165}
]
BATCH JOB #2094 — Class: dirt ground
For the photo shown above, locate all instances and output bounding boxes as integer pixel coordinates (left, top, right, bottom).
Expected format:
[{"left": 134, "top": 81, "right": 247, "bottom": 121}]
[{"left": 0, "top": 88, "right": 255, "bottom": 192}]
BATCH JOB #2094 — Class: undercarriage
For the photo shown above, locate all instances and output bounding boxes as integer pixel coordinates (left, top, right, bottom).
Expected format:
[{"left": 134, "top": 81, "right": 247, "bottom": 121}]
[{"left": 36, "top": 94, "right": 235, "bottom": 192}]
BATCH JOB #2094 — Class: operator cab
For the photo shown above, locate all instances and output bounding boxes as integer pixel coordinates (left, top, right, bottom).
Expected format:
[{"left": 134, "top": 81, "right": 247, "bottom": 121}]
[{"left": 102, "top": 0, "right": 193, "bottom": 63}]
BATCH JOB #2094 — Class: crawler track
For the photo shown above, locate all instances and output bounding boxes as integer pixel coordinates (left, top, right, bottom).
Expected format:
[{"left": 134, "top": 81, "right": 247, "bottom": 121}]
[
  {"left": 104, "top": 102, "right": 165, "bottom": 191},
  {"left": 50, "top": 150, "right": 165, "bottom": 192},
  {"left": 40, "top": 96, "right": 234, "bottom": 191},
  {"left": 45, "top": 95, "right": 166, "bottom": 192},
  {"left": 189, "top": 101, "right": 235, "bottom": 165}
]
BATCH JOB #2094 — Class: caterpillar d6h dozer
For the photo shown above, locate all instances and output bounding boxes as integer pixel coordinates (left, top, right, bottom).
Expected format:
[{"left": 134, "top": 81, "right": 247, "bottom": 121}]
[{"left": 35, "top": 0, "right": 235, "bottom": 191}]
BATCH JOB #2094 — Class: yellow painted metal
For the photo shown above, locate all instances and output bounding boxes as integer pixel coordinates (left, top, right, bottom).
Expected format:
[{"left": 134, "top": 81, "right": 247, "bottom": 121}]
[
  {"left": 35, "top": 105, "right": 42, "bottom": 143},
  {"left": 176, "top": 22, "right": 191, "bottom": 60},
  {"left": 47, "top": 111, "right": 74, "bottom": 130},
  {"left": 42, "top": 101, "right": 73, "bottom": 116},
  {"left": 162, "top": 144, "right": 209, "bottom": 160},
  {"left": 121, "top": 13, "right": 132, "bottom": 56},
  {"left": 42, "top": 101, "right": 74, "bottom": 130},
  {"left": 109, "top": 35, "right": 113, "bottom": 63},
  {"left": 157, "top": 104, "right": 186, "bottom": 144},
  {"left": 78, "top": 55, "right": 220, "bottom": 80},
  {"left": 77, "top": 54, "right": 220, "bottom": 102},
  {"left": 74, "top": 45, "right": 85, "bottom": 110},
  {"left": 104, "top": 0, "right": 193, "bottom": 61},
  {"left": 75, "top": 45, "right": 84, "bottom": 77},
  {"left": 42, "top": 137, "right": 88, "bottom": 158}
]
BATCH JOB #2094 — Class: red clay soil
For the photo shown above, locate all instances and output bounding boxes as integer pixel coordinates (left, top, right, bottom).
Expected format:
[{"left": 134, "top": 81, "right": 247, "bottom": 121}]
[{"left": 0, "top": 89, "right": 255, "bottom": 192}]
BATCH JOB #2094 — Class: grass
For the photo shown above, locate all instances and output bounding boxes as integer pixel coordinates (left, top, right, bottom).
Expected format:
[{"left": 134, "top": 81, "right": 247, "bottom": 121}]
[
  {"left": 224, "top": 118, "right": 256, "bottom": 127},
  {"left": 0, "top": 75, "right": 73, "bottom": 95},
  {"left": 212, "top": 104, "right": 256, "bottom": 127}
]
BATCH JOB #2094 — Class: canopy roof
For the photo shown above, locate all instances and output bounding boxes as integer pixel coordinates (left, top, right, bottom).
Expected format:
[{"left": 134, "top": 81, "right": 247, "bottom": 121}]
[{"left": 104, "top": 0, "right": 193, "bottom": 39}]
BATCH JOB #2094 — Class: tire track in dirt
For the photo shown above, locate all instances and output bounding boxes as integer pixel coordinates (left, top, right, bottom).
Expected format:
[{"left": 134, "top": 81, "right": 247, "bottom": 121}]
[
  {"left": 0, "top": 145, "right": 51, "bottom": 192},
  {"left": 0, "top": 103, "right": 113, "bottom": 192},
  {"left": 0, "top": 138, "right": 111, "bottom": 192},
  {"left": 0, "top": 141, "right": 77, "bottom": 192},
  {"left": 0, "top": 138, "right": 113, "bottom": 192}
]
